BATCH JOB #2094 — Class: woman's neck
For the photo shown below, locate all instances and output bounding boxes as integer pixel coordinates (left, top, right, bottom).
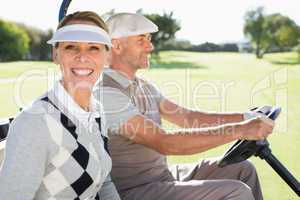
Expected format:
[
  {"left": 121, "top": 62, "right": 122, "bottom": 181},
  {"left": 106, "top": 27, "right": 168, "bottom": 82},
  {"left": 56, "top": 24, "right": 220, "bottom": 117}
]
[
  {"left": 61, "top": 81, "right": 92, "bottom": 111},
  {"left": 73, "top": 90, "right": 91, "bottom": 111}
]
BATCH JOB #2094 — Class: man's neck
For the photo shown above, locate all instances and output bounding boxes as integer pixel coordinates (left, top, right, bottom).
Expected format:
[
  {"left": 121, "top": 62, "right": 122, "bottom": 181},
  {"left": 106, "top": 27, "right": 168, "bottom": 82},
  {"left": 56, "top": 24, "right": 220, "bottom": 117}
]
[{"left": 110, "top": 64, "right": 137, "bottom": 80}]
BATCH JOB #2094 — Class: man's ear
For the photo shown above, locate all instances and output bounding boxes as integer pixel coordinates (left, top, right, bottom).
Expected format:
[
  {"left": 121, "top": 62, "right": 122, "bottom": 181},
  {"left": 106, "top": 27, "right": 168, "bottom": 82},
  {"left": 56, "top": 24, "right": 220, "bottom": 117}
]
[
  {"left": 111, "top": 39, "right": 122, "bottom": 55},
  {"left": 52, "top": 48, "right": 59, "bottom": 64}
]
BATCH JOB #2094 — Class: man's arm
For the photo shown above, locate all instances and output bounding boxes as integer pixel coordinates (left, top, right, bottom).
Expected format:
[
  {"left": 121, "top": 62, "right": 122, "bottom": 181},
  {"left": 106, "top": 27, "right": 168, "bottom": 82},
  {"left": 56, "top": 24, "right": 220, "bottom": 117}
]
[
  {"left": 159, "top": 98, "right": 244, "bottom": 128},
  {"left": 96, "top": 85, "right": 273, "bottom": 156},
  {"left": 119, "top": 114, "right": 274, "bottom": 155}
]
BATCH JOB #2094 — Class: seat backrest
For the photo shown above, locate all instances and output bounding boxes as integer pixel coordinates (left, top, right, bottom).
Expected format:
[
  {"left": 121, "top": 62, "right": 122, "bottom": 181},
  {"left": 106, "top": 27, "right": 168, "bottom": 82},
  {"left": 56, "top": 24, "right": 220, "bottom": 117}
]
[
  {"left": 0, "top": 118, "right": 11, "bottom": 164},
  {"left": 0, "top": 140, "right": 5, "bottom": 164},
  {"left": 0, "top": 119, "right": 10, "bottom": 140}
]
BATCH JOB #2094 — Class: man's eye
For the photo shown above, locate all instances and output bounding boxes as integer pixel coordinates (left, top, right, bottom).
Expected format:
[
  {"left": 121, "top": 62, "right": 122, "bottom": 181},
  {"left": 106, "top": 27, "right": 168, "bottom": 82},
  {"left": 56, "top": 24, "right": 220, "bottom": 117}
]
[
  {"left": 64, "top": 45, "right": 76, "bottom": 50},
  {"left": 90, "top": 46, "right": 100, "bottom": 51},
  {"left": 137, "top": 39, "right": 143, "bottom": 44}
]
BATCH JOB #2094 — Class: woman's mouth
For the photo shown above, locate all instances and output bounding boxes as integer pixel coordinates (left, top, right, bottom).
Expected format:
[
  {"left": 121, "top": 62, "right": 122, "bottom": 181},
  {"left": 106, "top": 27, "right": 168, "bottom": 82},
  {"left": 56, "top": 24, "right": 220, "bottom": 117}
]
[{"left": 71, "top": 68, "right": 94, "bottom": 76}]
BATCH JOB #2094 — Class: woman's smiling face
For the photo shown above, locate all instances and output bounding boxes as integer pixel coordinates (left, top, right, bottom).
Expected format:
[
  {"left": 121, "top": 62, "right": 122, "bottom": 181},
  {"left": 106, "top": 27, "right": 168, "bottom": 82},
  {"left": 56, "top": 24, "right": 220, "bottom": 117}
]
[
  {"left": 52, "top": 20, "right": 109, "bottom": 93},
  {"left": 53, "top": 41, "right": 107, "bottom": 90}
]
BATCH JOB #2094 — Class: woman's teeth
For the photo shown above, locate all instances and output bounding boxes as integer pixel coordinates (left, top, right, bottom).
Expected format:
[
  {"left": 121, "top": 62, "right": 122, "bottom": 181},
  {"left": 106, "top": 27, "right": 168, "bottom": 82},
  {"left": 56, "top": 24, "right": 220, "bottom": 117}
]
[{"left": 71, "top": 69, "right": 93, "bottom": 76}]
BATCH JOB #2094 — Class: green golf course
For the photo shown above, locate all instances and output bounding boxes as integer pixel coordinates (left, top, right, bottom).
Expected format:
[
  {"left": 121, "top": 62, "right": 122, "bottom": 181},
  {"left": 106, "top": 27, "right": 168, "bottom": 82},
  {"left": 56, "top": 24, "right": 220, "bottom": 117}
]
[{"left": 0, "top": 51, "right": 299, "bottom": 199}]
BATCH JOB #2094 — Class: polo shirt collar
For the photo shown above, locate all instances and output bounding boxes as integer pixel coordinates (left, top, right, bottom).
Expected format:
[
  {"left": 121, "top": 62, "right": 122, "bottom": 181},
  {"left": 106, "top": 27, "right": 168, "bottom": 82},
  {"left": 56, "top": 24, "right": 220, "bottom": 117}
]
[
  {"left": 103, "top": 68, "right": 135, "bottom": 88},
  {"left": 53, "top": 81, "right": 100, "bottom": 127}
]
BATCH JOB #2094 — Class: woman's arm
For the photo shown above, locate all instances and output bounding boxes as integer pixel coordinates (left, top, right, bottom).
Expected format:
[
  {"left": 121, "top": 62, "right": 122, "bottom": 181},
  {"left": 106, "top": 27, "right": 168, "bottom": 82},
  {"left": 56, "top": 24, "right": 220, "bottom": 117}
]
[
  {"left": 0, "top": 112, "right": 49, "bottom": 200},
  {"left": 98, "top": 175, "right": 121, "bottom": 200}
]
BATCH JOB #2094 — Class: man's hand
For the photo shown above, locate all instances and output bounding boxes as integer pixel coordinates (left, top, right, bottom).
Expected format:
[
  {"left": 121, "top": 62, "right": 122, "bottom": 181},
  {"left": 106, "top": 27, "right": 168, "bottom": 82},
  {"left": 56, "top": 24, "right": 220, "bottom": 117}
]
[
  {"left": 243, "top": 105, "right": 273, "bottom": 120},
  {"left": 238, "top": 116, "right": 275, "bottom": 140}
]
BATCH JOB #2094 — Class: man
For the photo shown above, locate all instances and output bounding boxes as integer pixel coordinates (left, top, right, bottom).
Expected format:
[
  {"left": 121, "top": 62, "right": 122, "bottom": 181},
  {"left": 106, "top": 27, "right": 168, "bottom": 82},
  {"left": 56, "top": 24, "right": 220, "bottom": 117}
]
[{"left": 94, "top": 13, "right": 274, "bottom": 200}]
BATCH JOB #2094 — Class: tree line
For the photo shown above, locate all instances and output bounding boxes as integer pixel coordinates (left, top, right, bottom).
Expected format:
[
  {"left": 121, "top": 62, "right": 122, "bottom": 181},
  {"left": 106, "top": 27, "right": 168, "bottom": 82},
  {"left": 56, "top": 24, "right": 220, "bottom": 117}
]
[
  {"left": 244, "top": 7, "right": 300, "bottom": 58},
  {"left": 155, "top": 7, "right": 300, "bottom": 58},
  {"left": 1, "top": 7, "right": 300, "bottom": 61},
  {"left": 0, "top": 19, "right": 53, "bottom": 61}
]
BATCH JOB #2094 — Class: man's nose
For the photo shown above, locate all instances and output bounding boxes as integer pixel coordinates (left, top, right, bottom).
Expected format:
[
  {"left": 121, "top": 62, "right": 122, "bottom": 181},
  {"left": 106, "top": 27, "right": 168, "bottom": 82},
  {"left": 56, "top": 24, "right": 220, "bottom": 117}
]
[{"left": 144, "top": 40, "right": 154, "bottom": 52}]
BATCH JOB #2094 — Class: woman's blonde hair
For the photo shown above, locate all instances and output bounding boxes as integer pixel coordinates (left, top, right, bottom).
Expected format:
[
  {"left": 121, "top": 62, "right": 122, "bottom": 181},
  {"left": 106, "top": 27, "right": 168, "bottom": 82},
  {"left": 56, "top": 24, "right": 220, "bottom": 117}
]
[{"left": 57, "top": 11, "right": 108, "bottom": 32}]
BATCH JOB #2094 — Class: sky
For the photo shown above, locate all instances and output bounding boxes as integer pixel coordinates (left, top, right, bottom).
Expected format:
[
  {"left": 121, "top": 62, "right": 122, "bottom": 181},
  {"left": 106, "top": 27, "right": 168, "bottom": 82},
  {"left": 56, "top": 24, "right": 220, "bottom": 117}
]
[{"left": 1, "top": 0, "right": 299, "bottom": 44}]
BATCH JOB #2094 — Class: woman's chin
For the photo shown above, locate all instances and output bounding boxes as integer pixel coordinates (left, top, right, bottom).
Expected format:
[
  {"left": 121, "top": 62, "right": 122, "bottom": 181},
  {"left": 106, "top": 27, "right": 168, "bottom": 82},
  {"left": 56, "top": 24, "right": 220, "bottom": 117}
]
[
  {"left": 75, "top": 80, "right": 95, "bottom": 89},
  {"left": 63, "top": 79, "right": 95, "bottom": 92}
]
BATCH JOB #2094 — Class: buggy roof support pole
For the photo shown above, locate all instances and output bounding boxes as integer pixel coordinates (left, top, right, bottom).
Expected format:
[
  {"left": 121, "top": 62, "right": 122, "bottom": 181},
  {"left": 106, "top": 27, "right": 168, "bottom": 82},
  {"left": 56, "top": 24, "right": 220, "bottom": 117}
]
[{"left": 59, "top": 0, "right": 73, "bottom": 22}]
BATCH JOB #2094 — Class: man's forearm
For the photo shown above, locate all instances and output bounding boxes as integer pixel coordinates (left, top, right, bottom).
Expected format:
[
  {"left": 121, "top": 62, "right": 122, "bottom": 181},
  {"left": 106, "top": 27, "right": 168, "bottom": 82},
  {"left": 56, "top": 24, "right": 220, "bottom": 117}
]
[
  {"left": 182, "top": 110, "right": 244, "bottom": 128},
  {"left": 124, "top": 114, "right": 272, "bottom": 156},
  {"left": 158, "top": 123, "right": 241, "bottom": 155}
]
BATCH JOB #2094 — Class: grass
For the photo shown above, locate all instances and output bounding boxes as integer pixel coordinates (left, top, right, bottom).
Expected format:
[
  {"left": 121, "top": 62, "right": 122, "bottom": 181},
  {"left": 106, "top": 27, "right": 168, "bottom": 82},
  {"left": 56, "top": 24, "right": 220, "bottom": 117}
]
[
  {"left": 0, "top": 51, "right": 299, "bottom": 199},
  {"left": 0, "top": 61, "right": 57, "bottom": 78}
]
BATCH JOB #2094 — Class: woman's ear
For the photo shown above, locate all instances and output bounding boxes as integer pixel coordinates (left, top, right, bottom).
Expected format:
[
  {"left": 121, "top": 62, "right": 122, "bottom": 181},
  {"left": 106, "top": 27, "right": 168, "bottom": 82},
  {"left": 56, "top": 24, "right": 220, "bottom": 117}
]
[{"left": 52, "top": 48, "right": 59, "bottom": 64}]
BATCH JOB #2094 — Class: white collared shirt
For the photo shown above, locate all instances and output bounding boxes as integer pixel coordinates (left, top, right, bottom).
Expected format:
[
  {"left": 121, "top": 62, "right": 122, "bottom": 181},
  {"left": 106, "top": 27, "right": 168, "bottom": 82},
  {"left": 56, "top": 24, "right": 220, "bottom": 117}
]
[{"left": 53, "top": 81, "right": 104, "bottom": 135}]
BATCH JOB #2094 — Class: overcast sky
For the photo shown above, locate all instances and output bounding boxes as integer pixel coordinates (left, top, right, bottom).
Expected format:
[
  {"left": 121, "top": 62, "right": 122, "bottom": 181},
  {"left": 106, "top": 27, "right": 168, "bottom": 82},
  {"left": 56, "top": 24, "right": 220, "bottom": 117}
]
[{"left": 1, "top": 0, "right": 299, "bottom": 44}]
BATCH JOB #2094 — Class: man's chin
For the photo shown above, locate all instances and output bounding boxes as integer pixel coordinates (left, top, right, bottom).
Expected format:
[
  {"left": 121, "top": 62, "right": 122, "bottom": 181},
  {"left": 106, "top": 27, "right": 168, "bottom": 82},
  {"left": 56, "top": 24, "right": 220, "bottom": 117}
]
[{"left": 139, "top": 63, "right": 151, "bottom": 69}]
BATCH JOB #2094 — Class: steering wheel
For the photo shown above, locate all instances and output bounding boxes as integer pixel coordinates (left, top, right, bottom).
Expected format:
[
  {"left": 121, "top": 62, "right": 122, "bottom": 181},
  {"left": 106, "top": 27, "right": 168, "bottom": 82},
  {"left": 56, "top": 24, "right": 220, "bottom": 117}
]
[{"left": 218, "top": 107, "right": 281, "bottom": 167}]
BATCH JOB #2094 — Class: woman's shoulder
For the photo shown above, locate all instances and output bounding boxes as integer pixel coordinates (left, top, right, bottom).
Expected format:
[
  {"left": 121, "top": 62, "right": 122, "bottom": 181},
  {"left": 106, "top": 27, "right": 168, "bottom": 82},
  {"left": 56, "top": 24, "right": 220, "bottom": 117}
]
[
  {"left": 17, "top": 100, "right": 47, "bottom": 119},
  {"left": 6, "top": 103, "right": 52, "bottom": 150},
  {"left": 10, "top": 93, "right": 54, "bottom": 132},
  {"left": 10, "top": 107, "right": 48, "bottom": 135}
]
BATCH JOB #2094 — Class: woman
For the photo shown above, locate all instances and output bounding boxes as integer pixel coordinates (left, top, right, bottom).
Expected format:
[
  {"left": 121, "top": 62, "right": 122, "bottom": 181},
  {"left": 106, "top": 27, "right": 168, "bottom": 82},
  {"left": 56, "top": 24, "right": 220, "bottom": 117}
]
[{"left": 0, "top": 11, "right": 120, "bottom": 200}]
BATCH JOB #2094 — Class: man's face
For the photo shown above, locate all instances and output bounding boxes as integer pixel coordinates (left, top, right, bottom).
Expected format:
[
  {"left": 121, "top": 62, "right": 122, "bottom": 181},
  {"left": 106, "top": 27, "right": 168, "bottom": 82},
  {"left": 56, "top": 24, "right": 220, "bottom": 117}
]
[{"left": 119, "top": 33, "right": 154, "bottom": 70}]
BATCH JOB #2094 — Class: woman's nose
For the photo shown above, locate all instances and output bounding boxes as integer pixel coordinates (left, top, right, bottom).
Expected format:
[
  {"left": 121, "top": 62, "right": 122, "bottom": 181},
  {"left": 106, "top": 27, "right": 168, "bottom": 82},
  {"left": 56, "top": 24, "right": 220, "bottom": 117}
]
[{"left": 75, "top": 51, "right": 89, "bottom": 62}]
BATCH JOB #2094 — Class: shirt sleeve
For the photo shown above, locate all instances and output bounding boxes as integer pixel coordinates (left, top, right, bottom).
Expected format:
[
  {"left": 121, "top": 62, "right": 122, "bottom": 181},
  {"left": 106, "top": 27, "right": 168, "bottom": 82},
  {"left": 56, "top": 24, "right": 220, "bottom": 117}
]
[
  {"left": 144, "top": 80, "right": 166, "bottom": 105},
  {"left": 0, "top": 112, "right": 49, "bottom": 200},
  {"left": 94, "top": 86, "right": 139, "bottom": 133},
  {"left": 98, "top": 175, "right": 121, "bottom": 200}
]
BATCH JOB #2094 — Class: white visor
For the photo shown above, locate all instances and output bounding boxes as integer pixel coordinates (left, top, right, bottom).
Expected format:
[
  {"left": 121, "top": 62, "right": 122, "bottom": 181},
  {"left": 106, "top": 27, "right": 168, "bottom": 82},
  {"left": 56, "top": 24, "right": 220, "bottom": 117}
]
[{"left": 47, "top": 24, "right": 112, "bottom": 47}]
